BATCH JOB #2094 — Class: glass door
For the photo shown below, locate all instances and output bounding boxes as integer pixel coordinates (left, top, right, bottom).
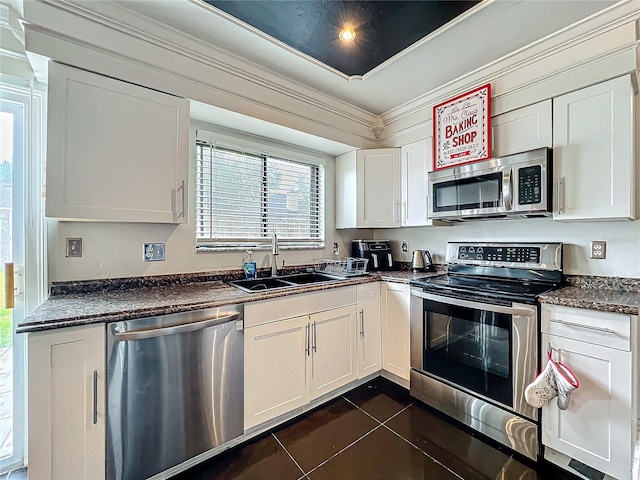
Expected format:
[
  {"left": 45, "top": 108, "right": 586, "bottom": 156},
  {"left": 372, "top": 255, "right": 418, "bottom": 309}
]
[
  {"left": 432, "top": 171, "right": 504, "bottom": 213},
  {"left": 422, "top": 298, "right": 513, "bottom": 407},
  {"left": 0, "top": 97, "right": 25, "bottom": 472}
]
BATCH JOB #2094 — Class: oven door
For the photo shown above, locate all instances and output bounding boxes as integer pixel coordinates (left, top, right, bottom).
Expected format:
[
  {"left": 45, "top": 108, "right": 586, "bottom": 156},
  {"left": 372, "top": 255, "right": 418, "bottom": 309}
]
[{"left": 410, "top": 289, "right": 538, "bottom": 420}]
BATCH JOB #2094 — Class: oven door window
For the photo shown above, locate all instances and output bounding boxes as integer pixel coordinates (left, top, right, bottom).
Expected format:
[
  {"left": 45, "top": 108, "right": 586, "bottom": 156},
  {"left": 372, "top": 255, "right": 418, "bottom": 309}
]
[
  {"left": 423, "top": 299, "right": 513, "bottom": 408},
  {"left": 432, "top": 172, "right": 503, "bottom": 212}
]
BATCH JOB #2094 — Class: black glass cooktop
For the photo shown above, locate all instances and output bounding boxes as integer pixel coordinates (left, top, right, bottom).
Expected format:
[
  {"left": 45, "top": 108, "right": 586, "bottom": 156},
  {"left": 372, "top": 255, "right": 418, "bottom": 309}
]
[{"left": 411, "top": 274, "right": 559, "bottom": 305}]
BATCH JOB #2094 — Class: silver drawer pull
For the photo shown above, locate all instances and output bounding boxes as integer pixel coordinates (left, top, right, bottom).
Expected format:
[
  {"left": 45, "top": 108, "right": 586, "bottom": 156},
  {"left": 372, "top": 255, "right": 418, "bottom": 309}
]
[
  {"left": 550, "top": 318, "right": 616, "bottom": 334},
  {"left": 92, "top": 370, "right": 98, "bottom": 425}
]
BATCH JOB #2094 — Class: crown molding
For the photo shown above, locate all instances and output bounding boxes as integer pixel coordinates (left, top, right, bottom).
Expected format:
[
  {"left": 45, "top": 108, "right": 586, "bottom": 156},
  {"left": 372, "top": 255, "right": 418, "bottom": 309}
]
[
  {"left": 380, "top": 1, "right": 640, "bottom": 129},
  {"left": 22, "top": 0, "right": 381, "bottom": 148}
]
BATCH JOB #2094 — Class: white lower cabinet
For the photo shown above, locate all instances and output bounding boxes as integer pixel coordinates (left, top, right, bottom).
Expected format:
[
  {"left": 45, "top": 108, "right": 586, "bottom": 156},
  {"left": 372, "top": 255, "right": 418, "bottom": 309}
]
[
  {"left": 310, "top": 306, "right": 358, "bottom": 400},
  {"left": 381, "top": 282, "right": 411, "bottom": 382},
  {"left": 244, "top": 315, "right": 310, "bottom": 430},
  {"left": 244, "top": 302, "right": 357, "bottom": 430},
  {"left": 541, "top": 305, "right": 636, "bottom": 480},
  {"left": 356, "top": 283, "right": 382, "bottom": 378},
  {"left": 28, "top": 324, "right": 106, "bottom": 480}
]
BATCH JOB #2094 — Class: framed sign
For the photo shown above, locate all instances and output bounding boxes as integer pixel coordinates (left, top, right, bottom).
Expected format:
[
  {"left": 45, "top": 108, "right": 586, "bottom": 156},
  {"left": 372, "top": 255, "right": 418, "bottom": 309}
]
[{"left": 433, "top": 83, "right": 491, "bottom": 170}]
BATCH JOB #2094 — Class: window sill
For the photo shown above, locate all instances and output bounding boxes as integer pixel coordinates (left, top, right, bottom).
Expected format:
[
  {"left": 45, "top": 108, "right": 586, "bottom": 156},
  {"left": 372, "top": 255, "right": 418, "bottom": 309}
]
[{"left": 196, "top": 244, "right": 325, "bottom": 253}]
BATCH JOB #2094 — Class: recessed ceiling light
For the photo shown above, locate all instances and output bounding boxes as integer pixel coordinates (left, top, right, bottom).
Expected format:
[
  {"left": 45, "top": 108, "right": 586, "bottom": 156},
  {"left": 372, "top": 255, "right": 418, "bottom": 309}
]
[{"left": 339, "top": 27, "right": 356, "bottom": 42}]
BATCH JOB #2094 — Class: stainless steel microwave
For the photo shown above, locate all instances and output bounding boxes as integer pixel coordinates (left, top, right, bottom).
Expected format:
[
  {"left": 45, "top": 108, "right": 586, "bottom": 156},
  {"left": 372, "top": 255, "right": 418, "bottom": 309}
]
[{"left": 428, "top": 147, "right": 552, "bottom": 222}]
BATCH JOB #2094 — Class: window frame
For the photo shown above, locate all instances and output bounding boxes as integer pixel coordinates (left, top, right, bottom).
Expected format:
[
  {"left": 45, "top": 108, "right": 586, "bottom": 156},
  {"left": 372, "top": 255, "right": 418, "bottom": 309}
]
[{"left": 195, "top": 130, "right": 326, "bottom": 252}]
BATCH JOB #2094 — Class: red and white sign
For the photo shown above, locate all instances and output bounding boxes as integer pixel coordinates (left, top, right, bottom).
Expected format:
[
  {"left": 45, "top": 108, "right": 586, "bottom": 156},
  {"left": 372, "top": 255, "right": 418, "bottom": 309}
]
[{"left": 433, "top": 84, "right": 491, "bottom": 170}]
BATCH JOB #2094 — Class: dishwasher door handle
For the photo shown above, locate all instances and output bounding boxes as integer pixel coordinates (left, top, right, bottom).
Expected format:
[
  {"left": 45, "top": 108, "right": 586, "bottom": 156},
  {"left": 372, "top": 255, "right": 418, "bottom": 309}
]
[{"left": 114, "top": 312, "right": 240, "bottom": 341}]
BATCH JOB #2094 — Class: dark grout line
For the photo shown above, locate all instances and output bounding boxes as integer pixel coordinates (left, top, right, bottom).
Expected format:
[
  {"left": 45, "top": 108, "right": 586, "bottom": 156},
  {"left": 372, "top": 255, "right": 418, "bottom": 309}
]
[
  {"left": 271, "top": 433, "right": 306, "bottom": 477},
  {"left": 303, "top": 424, "right": 384, "bottom": 477},
  {"left": 382, "top": 424, "right": 465, "bottom": 480}
]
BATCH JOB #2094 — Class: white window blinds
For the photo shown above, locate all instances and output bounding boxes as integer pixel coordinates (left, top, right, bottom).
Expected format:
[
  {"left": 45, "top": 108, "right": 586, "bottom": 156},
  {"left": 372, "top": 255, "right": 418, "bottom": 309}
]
[{"left": 196, "top": 141, "right": 325, "bottom": 249}]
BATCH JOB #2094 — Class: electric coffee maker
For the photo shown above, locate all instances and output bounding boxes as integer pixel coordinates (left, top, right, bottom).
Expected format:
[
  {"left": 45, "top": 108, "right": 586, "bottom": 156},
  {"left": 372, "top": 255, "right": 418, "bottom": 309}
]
[{"left": 352, "top": 240, "right": 393, "bottom": 271}]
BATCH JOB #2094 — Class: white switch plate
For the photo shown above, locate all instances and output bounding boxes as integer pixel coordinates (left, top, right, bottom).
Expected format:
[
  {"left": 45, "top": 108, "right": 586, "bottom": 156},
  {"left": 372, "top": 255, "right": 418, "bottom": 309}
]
[
  {"left": 66, "top": 238, "right": 82, "bottom": 257},
  {"left": 590, "top": 241, "right": 606, "bottom": 259},
  {"left": 143, "top": 243, "right": 165, "bottom": 261}
]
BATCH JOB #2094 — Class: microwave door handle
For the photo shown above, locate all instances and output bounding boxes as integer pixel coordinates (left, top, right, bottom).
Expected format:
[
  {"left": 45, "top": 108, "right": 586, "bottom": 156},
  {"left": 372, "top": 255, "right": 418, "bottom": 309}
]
[
  {"left": 410, "top": 289, "right": 535, "bottom": 317},
  {"left": 503, "top": 167, "right": 513, "bottom": 211}
]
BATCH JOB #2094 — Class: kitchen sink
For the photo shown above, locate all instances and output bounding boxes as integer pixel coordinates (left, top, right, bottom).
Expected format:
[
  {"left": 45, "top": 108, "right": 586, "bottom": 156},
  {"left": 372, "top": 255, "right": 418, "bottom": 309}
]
[
  {"left": 228, "top": 277, "right": 295, "bottom": 292},
  {"left": 279, "top": 272, "right": 343, "bottom": 284},
  {"left": 228, "top": 272, "right": 345, "bottom": 293}
]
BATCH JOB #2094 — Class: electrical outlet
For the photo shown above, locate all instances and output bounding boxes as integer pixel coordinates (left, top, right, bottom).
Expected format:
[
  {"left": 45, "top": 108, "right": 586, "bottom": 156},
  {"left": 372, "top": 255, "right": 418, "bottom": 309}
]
[
  {"left": 66, "top": 238, "right": 83, "bottom": 257},
  {"left": 590, "top": 241, "right": 607, "bottom": 259},
  {"left": 401, "top": 241, "right": 409, "bottom": 253},
  {"left": 143, "top": 243, "right": 165, "bottom": 262},
  {"left": 333, "top": 242, "right": 340, "bottom": 256}
]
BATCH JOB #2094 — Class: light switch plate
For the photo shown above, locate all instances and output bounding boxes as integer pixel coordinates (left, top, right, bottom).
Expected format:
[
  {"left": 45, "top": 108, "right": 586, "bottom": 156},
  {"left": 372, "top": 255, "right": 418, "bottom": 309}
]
[
  {"left": 590, "top": 241, "right": 606, "bottom": 259},
  {"left": 66, "top": 238, "right": 82, "bottom": 257},
  {"left": 143, "top": 243, "right": 165, "bottom": 262}
]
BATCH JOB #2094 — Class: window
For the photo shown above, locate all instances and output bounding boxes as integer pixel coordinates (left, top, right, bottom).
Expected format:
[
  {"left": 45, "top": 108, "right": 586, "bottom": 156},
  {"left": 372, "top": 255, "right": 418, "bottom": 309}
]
[{"left": 196, "top": 140, "right": 324, "bottom": 249}]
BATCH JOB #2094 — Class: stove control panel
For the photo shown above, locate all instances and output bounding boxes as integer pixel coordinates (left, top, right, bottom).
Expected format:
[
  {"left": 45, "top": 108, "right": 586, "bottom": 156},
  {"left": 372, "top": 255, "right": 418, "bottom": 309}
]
[{"left": 457, "top": 246, "right": 541, "bottom": 263}]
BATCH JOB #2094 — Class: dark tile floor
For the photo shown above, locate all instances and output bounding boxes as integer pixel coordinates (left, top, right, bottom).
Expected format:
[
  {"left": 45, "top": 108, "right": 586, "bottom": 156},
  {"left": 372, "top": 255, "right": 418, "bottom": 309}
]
[{"left": 174, "top": 377, "right": 581, "bottom": 480}]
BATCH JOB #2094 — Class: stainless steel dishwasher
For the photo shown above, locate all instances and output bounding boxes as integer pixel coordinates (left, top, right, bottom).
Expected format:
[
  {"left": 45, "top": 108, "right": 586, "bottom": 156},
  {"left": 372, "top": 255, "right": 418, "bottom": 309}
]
[{"left": 106, "top": 305, "right": 244, "bottom": 480}]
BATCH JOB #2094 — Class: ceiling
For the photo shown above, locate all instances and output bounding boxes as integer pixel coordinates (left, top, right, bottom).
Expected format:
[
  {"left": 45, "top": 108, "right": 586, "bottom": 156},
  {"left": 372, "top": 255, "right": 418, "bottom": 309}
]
[
  {"left": 204, "top": 1, "right": 480, "bottom": 77},
  {"left": 118, "top": 0, "right": 618, "bottom": 116}
]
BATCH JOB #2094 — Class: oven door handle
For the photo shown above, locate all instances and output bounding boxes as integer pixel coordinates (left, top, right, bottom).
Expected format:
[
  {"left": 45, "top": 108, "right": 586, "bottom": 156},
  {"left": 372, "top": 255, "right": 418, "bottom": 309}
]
[{"left": 410, "top": 289, "right": 535, "bottom": 317}]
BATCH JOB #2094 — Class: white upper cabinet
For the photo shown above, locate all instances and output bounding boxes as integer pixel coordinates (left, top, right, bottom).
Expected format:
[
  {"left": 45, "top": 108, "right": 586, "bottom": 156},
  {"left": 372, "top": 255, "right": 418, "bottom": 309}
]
[
  {"left": 553, "top": 75, "right": 635, "bottom": 221},
  {"left": 46, "top": 62, "right": 190, "bottom": 223},
  {"left": 491, "top": 100, "right": 552, "bottom": 158},
  {"left": 400, "top": 138, "right": 432, "bottom": 227},
  {"left": 336, "top": 148, "right": 401, "bottom": 228}
]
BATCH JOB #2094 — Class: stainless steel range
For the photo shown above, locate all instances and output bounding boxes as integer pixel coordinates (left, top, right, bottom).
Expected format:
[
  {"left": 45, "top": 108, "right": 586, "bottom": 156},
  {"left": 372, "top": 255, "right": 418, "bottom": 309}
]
[{"left": 410, "top": 242, "right": 562, "bottom": 460}]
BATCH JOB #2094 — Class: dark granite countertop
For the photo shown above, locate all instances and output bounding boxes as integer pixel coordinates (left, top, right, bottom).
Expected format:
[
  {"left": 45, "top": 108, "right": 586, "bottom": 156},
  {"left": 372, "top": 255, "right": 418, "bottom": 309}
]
[
  {"left": 538, "top": 286, "right": 640, "bottom": 316},
  {"left": 18, "top": 269, "right": 443, "bottom": 334},
  {"left": 19, "top": 267, "right": 638, "bottom": 334}
]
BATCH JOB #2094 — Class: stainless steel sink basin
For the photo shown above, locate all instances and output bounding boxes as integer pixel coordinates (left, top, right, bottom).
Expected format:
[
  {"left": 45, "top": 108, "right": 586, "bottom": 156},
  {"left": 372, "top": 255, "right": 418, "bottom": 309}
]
[
  {"left": 228, "top": 277, "right": 294, "bottom": 293},
  {"left": 279, "top": 272, "right": 343, "bottom": 284},
  {"left": 228, "top": 272, "right": 344, "bottom": 293}
]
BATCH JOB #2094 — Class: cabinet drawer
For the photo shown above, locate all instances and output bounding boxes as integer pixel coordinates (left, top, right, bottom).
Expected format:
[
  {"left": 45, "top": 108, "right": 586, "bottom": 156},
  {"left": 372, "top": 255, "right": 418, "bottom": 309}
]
[
  {"left": 245, "top": 286, "right": 356, "bottom": 327},
  {"left": 541, "top": 304, "right": 631, "bottom": 351}
]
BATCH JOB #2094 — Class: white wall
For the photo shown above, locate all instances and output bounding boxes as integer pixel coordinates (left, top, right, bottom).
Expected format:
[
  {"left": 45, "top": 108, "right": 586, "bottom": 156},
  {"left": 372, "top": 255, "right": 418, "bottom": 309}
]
[
  {"left": 375, "top": 218, "right": 640, "bottom": 278},
  {"left": 46, "top": 122, "right": 369, "bottom": 282}
]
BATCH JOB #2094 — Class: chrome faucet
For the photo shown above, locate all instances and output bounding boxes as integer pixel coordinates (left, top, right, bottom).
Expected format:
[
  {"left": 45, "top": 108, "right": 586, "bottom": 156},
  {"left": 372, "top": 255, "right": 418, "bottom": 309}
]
[{"left": 271, "top": 233, "right": 279, "bottom": 276}]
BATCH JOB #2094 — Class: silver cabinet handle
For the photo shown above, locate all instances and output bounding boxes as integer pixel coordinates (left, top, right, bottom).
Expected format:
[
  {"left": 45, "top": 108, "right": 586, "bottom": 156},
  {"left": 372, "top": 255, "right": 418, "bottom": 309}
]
[
  {"left": 550, "top": 318, "right": 616, "bottom": 334},
  {"left": 305, "top": 324, "right": 310, "bottom": 356},
  {"left": 312, "top": 321, "right": 317, "bottom": 353},
  {"left": 360, "top": 309, "right": 365, "bottom": 337},
  {"left": 114, "top": 312, "right": 240, "bottom": 341},
  {"left": 92, "top": 370, "right": 98, "bottom": 425},
  {"left": 177, "top": 180, "right": 185, "bottom": 220},
  {"left": 556, "top": 177, "right": 564, "bottom": 213},
  {"left": 410, "top": 289, "right": 535, "bottom": 317}
]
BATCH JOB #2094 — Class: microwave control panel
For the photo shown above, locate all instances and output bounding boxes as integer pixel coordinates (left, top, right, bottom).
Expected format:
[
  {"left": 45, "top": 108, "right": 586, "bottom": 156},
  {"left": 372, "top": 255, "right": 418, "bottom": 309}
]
[
  {"left": 518, "top": 165, "right": 542, "bottom": 205},
  {"left": 458, "top": 246, "right": 540, "bottom": 263}
]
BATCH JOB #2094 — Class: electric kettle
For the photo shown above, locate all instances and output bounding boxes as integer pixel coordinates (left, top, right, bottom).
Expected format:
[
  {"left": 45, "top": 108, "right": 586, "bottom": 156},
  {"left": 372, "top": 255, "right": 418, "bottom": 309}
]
[{"left": 411, "top": 250, "right": 436, "bottom": 272}]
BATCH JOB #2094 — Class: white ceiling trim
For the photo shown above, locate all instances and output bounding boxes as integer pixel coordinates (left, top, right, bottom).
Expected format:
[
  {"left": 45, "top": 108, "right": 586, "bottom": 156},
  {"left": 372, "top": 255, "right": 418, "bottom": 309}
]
[
  {"left": 190, "top": 0, "right": 493, "bottom": 83},
  {"left": 33, "top": 0, "right": 379, "bottom": 126},
  {"left": 381, "top": 1, "right": 640, "bottom": 126}
]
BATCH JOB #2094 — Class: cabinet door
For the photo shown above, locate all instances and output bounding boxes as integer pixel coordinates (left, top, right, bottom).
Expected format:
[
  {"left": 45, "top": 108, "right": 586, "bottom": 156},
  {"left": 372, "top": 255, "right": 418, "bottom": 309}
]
[
  {"left": 244, "top": 316, "right": 310, "bottom": 429},
  {"left": 541, "top": 333, "right": 633, "bottom": 480},
  {"left": 553, "top": 75, "right": 635, "bottom": 221},
  {"left": 401, "top": 139, "right": 431, "bottom": 227},
  {"left": 28, "top": 324, "right": 106, "bottom": 480},
  {"left": 381, "top": 282, "right": 410, "bottom": 381},
  {"left": 491, "top": 100, "right": 552, "bottom": 157},
  {"left": 46, "top": 62, "right": 189, "bottom": 223},
  {"left": 356, "top": 283, "right": 382, "bottom": 378},
  {"left": 310, "top": 306, "right": 358, "bottom": 400},
  {"left": 356, "top": 148, "right": 401, "bottom": 228}
]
